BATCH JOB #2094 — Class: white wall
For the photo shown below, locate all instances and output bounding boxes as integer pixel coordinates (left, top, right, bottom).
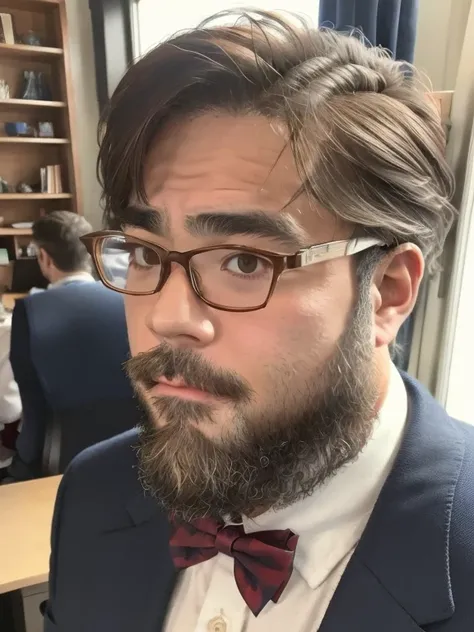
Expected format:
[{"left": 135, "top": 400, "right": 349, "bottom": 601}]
[
  {"left": 64, "top": 0, "right": 102, "bottom": 228},
  {"left": 444, "top": 165, "right": 474, "bottom": 421},
  {"left": 433, "top": 1, "right": 474, "bottom": 423},
  {"left": 414, "top": 0, "right": 454, "bottom": 89},
  {"left": 414, "top": 0, "right": 472, "bottom": 90},
  {"left": 135, "top": 0, "right": 320, "bottom": 55}
]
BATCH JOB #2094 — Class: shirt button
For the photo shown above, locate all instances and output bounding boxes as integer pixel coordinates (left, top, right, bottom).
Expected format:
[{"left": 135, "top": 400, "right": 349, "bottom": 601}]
[{"left": 207, "top": 613, "right": 227, "bottom": 632}]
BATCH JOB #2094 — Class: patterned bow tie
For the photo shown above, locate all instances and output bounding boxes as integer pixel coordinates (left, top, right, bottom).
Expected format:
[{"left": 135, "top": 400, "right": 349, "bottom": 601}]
[{"left": 170, "top": 517, "right": 298, "bottom": 616}]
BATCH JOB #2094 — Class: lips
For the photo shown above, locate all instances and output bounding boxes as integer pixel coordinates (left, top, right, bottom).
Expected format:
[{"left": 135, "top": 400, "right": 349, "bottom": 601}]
[
  {"left": 150, "top": 375, "right": 212, "bottom": 402},
  {"left": 157, "top": 377, "right": 190, "bottom": 388}
]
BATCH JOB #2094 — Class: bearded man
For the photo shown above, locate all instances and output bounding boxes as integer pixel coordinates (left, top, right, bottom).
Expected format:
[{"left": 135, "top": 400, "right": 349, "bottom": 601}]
[{"left": 43, "top": 10, "right": 474, "bottom": 632}]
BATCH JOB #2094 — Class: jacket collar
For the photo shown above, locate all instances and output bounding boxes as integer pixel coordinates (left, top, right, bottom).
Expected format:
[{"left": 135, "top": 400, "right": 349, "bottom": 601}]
[
  {"left": 126, "top": 487, "right": 163, "bottom": 527},
  {"left": 321, "top": 374, "right": 463, "bottom": 628},
  {"left": 48, "top": 272, "right": 95, "bottom": 289}
]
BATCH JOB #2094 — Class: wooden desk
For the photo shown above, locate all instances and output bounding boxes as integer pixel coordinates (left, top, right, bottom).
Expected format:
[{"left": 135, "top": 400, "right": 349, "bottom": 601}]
[
  {"left": 2, "top": 292, "right": 27, "bottom": 311},
  {"left": 0, "top": 476, "right": 61, "bottom": 594}
]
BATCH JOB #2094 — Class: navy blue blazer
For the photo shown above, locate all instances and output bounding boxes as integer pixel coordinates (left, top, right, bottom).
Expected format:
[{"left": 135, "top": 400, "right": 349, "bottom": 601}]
[
  {"left": 9, "top": 280, "right": 137, "bottom": 480},
  {"left": 44, "top": 376, "right": 474, "bottom": 631}
]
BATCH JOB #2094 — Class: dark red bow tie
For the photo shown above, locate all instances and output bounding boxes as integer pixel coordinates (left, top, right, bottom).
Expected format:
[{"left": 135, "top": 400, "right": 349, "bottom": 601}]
[{"left": 169, "top": 517, "right": 298, "bottom": 616}]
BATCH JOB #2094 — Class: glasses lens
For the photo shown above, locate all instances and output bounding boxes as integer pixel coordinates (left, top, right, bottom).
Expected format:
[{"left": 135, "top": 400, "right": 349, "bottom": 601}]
[
  {"left": 98, "top": 235, "right": 162, "bottom": 294},
  {"left": 190, "top": 248, "right": 274, "bottom": 308}
]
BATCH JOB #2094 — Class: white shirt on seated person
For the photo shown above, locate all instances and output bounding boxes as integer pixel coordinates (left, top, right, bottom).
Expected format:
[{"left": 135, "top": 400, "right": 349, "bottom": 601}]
[
  {"left": 29, "top": 270, "right": 96, "bottom": 295},
  {"left": 0, "top": 304, "right": 21, "bottom": 468}
]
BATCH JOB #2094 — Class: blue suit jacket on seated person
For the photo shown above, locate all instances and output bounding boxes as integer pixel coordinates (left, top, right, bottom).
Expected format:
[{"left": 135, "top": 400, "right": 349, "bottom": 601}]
[
  {"left": 43, "top": 375, "right": 474, "bottom": 631},
  {"left": 9, "top": 279, "right": 138, "bottom": 480}
]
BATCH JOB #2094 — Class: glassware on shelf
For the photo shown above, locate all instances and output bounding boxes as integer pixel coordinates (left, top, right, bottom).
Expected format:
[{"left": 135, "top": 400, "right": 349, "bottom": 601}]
[
  {"left": 0, "top": 80, "right": 10, "bottom": 99},
  {"left": 37, "top": 72, "right": 52, "bottom": 100},
  {"left": 21, "top": 31, "right": 41, "bottom": 46},
  {"left": 16, "top": 182, "right": 33, "bottom": 194},
  {"left": 4, "top": 122, "right": 37, "bottom": 137},
  {"left": 20, "top": 71, "right": 52, "bottom": 101},
  {"left": 37, "top": 121, "right": 54, "bottom": 138},
  {"left": 21, "top": 71, "right": 39, "bottom": 100}
]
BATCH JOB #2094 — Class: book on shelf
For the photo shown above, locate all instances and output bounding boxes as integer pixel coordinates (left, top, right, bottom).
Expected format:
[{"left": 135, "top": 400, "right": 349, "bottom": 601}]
[
  {"left": 40, "top": 164, "right": 63, "bottom": 194},
  {"left": 0, "top": 13, "right": 15, "bottom": 45},
  {"left": 0, "top": 248, "right": 9, "bottom": 265}
]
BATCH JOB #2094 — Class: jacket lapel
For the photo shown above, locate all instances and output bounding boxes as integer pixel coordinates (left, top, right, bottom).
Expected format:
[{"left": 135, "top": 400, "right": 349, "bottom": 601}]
[
  {"left": 319, "top": 555, "right": 423, "bottom": 631},
  {"left": 124, "top": 492, "right": 179, "bottom": 632},
  {"left": 90, "top": 518, "right": 177, "bottom": 632},
  {"left": 319, "top": 375, "right": 464, "bottom": 631},
  {"left": 78, "top": 489, "right": 178, "bottom": 632}
]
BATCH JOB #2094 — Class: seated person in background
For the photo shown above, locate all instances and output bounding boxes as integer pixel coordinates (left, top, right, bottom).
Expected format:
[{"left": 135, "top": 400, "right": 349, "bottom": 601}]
[
  {"left": 0, "top": 299, "right": 21, "bottom": 471},
  {"left": 30, "top": 211, "right": 96, "bottom": 291},
  {"left": 8, "top": 211, "right": 140, "bottom": 481}
]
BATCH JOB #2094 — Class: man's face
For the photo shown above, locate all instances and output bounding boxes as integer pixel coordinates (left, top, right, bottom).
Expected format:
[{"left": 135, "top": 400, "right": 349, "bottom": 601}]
[{"left": 124, "top": 114, "right": 379, "bottom": 519}]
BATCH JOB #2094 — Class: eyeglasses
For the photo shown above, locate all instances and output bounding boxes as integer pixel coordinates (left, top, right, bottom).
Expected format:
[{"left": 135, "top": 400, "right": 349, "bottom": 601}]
[{"left": 81, "top": 231, "right": 386, "bottom": 312}]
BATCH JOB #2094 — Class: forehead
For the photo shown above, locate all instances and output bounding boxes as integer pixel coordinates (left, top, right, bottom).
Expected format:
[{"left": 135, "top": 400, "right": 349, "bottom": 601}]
[{"left": 140, "top": 114, "right": 342, "bottom": 243}]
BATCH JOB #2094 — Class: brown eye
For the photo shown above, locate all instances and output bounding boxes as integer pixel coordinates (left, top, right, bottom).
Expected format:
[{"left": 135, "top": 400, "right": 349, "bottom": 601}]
[
  {"left": 134, "top": 246, "right": 160, "bottom": 267},
  {"left": 223, "top": 252, "right": 270, "bottom": 276},
  {"left": 235, "top": 254, "right": 258, "bottom": 274}
]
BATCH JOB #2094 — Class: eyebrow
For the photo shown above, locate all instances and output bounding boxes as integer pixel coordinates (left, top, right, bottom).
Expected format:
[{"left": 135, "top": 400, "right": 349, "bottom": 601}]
[
  {"left": 185, "top": 212, "right": 308, "bottom": 249},
  {"left": 120, "top": 204, "right": 168, "bottom": 236},
  {"left": 121, "top": 204, "right": 309, "bottom": 250}
]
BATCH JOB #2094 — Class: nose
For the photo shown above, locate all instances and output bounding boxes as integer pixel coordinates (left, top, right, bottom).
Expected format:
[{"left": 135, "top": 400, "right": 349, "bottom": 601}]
[{"left": 145, "top": 264, "right": 215, "bottom": 348}]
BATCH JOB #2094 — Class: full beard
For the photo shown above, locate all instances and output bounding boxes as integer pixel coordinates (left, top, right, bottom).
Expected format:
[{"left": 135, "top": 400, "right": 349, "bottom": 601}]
[{"left": 125, "top": 292, "right": 378, "bottom": 522}]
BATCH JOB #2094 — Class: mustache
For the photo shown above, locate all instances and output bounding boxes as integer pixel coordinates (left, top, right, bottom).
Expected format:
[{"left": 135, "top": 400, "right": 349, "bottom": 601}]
[{"left": 125, "top": 343, "right": 253, "bottom": 402}]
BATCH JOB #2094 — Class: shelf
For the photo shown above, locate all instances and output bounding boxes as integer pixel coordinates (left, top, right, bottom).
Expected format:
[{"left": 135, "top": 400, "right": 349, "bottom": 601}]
[
  {"left": 0, "top": 99, "right": 66, "bottom": 109},
  {"left": 0, "top": 227, "right": 33, "bottom": 235},
  {"left": 0, "top": 137, "right": 69, "bottom": 144},
  {"left": 0, "top": 43, "right": 63, "bottom": 59},
  {"left": 4, "top": 0, "right": 60, "bottom": 10},
  {"left": 0, "top": 193, "right": 72, "bottom": 200}
]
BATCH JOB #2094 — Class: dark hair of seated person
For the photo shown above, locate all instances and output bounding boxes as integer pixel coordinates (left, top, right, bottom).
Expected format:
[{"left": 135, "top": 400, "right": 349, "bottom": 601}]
[{"left": 32, "top": 211, "right": 93, "bottom": 273}]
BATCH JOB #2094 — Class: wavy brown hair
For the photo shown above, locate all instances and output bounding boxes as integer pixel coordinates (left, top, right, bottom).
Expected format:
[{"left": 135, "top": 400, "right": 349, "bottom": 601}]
[{"left": 98, "top": 9, "right": 455, "bottom": 273}]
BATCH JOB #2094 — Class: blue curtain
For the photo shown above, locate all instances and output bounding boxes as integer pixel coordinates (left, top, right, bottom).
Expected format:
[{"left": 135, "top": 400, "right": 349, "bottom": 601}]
[{"left": 318, "top": 0, "right": 419, "bottom": 62}]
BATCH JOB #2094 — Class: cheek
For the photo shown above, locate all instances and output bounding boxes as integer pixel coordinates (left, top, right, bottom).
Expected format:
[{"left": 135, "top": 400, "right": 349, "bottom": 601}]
[
  {"left": 124, "top": 295, "right": 156, "bottom": 355},
  {"left": 221, "top": 289, "right": 350, "bottom": 384}
]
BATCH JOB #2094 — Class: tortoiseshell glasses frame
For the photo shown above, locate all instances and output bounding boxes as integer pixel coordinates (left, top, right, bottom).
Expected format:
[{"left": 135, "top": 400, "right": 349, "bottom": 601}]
[{"left": 81, "top": 231, "right": 386, "bottom": 313}]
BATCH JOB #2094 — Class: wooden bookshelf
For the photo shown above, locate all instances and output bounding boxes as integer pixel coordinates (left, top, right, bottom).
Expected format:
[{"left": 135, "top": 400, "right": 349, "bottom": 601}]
[
  {"left": 0, "top": 192, "right": 71, "bottom": 199},
  {"left": 0, "top": 227, "right": 32, "bottom": 234},
  {"left": 0, "top": 0, "right": 80, "bottom": 293},
  {"left": 0, "top": 98, "right": 65, "bottom": 109},
  {"left": 0, "top": 42, "right": 63, "bottom": 58},
  {"left": 0, "top": 135, "right": 68, "bottom": 143}
]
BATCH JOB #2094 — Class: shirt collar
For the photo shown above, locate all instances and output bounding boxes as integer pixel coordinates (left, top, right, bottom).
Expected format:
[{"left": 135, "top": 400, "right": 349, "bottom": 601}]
[
  {"left": 48, "top": 272, "right": 95, "bottom": 289},
  {"left": 242, "top": 363, "right": 408, "bottom": 589}
]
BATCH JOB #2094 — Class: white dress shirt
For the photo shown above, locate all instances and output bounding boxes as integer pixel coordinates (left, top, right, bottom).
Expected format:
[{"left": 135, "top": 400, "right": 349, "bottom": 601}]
[
  {"left": 0, "top": 311, "right": 21, "bottom": 430},
  {"left": 164, "top": 363, "right": 408, "bottom": 632},
  {"left": 29, "top": 272, "right": 96, "bottom": 295},
  {"left": 0, "top": 310, "right": 22, "bottom": 467},
  {"left": 48, "top": 272, "right": 95, "bottom": 289}
]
